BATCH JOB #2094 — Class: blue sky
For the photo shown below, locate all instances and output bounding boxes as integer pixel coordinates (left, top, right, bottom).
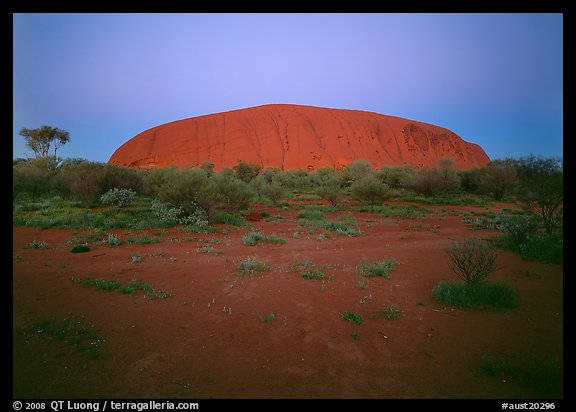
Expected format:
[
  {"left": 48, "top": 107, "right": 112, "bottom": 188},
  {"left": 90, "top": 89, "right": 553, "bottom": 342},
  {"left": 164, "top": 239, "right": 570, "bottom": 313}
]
[{"left": 13, "top": 13, "right": 563, "bottom": 163}]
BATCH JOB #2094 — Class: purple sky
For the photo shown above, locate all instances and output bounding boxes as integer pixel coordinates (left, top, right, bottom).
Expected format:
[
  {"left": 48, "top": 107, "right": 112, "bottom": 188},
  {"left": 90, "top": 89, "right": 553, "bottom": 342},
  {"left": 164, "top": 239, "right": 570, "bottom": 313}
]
[{"left": 13, "top": 13, "right": 563, "bottom": 163}]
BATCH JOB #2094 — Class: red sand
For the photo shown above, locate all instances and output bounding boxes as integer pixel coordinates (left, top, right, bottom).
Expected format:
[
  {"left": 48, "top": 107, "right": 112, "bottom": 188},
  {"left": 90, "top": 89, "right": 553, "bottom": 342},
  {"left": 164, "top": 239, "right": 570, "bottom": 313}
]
[
  {"left": 108, "top": 104, "right": 490, "bottom": 171},
  {"left": 13, "top": 199, "right": 562, "bottom": 398}
]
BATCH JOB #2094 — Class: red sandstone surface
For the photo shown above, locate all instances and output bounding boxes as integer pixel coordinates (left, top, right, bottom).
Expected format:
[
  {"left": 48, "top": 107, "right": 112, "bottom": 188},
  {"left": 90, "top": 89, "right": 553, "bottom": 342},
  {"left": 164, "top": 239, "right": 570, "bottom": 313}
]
[{"left": 109, "top": 104, "right": 490, "bottom": 171}]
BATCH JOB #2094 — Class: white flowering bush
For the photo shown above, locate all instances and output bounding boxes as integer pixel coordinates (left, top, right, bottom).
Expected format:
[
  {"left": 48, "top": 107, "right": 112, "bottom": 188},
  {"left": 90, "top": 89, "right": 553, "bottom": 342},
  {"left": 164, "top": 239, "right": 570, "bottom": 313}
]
[
  {"left": 150, "top": 199, "right": 208, "bottom": 228},
  {"left": 496, "top": 215, "right": 535, "bottom": 245},
  {"left": 100, "top": 188, "right": 136, "bottom": 211}
]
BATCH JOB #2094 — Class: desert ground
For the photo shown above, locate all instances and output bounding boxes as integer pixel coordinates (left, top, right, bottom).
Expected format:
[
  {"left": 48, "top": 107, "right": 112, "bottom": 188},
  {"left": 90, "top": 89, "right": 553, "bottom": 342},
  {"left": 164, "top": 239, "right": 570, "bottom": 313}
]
[{"left": 13, "top": 196, "right": 562, "bottom": 399}]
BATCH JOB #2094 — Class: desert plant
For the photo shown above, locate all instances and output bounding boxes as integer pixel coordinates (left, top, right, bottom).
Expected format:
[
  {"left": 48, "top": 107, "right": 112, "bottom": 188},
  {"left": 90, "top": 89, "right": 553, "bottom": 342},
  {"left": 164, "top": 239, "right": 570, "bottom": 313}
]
[
  {"left": 496, "top": 215, "right": 536, "bottom": 245},
  {"left": 100, "top": 187, "right": 136, "bottom": 212},
  {"left": 356, "top": 256, "right": 395, "bottom": 279},
  {"left": 30, "top": 240, "right": 50, "bottom": 249},
  {"left": 70, "top": 244, "right": 90, "bottom": 253},
  {"left": 301, "top": 269, "right": 324, "bottom": 280},
  {"left": 350, "top": 175, "right": 393, "bottom": 207},
  {"left": 433, "top": 280, "right": 517, "bottom": 310},
  {"left": 28, "top": 314, "right": 103, "bottom": 359},
  {"left": 236, "top": 256, "right": 269, "bottom": 275},
  {"left": 144, "top": 166, "right": 215, "bottom": 218},
  {"left": 242, "top": 231, "right": 265, "bottom": 246},
  {"left": 445, "top": 239, "right": 497, "bottom": 285},
  {"left": 313, "top": 167, "right": 343, "bottom": 205},
  {"left": 342, "top": 159, "right": 374, "bottom": 186},
  {"left": 342, "top": 311, "right": 363, "bottom": 325},
  {"left": 379, "top": 304, "right": 402, "bottom": 320},
  {"left": 233, "top": 160, "right": 261, "bottom": 183},
  {"left": 406, "top": 169, "right": 444, "bottom": 196},
  {"left": 211, "top": 171, "right": 255, "bottom": 212},
  {"left": 260, "top": 181, "right": 285, "bottom": 206},
  {"left": 261, "top": 311, "right": 276, "bottom": 322},
  {"left": 106, "top": 233, "right": 121, "bottom": 246}
]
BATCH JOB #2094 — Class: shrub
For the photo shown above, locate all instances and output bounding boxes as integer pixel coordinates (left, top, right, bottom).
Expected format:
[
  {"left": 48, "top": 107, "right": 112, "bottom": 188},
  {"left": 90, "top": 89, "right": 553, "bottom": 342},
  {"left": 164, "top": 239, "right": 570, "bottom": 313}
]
[
  {"left": 106, "top": 233, "right": 121, "bottom": 246},
  {"left": 496, "top": 215, "right": 536, "bottom": 245},
  {"left": 150, "top": 199, "right": 209, "bottom": 228},
  {"left": 356, "top": 256, "right": 395, "bottom": 279},
  {"left": 211, "top": 172, "right": 255, "bottom": 211},
  {"left": 342, "top": 311, "right": 363, "bottom": 325},
  {"left": 144, "top": 166, "right": 215, "bottom": 217},
  {"left": 30, "top": 240, "right": 50, "bottom": 249},
  {"left": 445, "top": 239, "right": 497, "bottom": 285},
  {"left": 100, "top": 188, "right": 136, "bottom": 212},
  {"left": 70, "top": 244, "right": 91, "bottom": 253},
  {"left": 379, "top": 304, "right": 402, "bottom": 320},
  {"left": 301, "top": 270, "right": 324, "bottom": 280},
  {"left": 433, "top": 280, "right": 517, "bottom": 310},
  {"left": 350, "top": 175, "right": 393, "bottom": 206},
  {"left": 342, "top": 160, "right": 374, "bottom": 186},
  {"left": 476, "top": 161, "right": 518, "bottom": 200},
  {"left": 313, "top": 167, "right": 342, "bottom": 205},
  {"left": 242, "top": 231, "right": 265, "bottom": 246},
  {"left": 260, "top": 182, "right": 285, "bottom": 206},
  {"left": 237, "top": 256, "right": 269, "bottom": 275},
  {"left": 406, "top": 169, "right": 444, "bottom": 197},
  {"left": 380, "top": 165, "right": 416, "bottom": 189},
  {"left": 59, "top": 161, "right": 104, "bottom": 206},
  {"left": 233, "top": 160, "right": 261, "bottom": 183}
]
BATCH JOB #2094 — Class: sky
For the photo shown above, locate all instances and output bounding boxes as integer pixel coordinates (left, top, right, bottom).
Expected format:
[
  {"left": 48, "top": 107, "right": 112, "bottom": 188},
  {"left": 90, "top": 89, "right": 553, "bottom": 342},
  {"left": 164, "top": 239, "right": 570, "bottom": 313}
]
[{"left": 13, "top": 13, "right": 563, "bottom": 163}]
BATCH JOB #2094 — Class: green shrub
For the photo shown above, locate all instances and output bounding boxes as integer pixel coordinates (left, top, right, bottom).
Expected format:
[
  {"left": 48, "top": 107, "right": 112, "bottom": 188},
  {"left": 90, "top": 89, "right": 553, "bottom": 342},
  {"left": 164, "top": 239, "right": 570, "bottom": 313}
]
[
  {"left": 296, "top": 210, "right": 326, "bottom": 220},
  {"left": 379, "top": 304, "right": 402, "bottom": 320},
  {"left": 356, "top": 256, "right": 395, "bottom": 279},
  {"left": 342, "top": 311, "right": 363, "bottom": 325},
  {"left": 236, "top": 256, "right": 269, "bottom": 275},
  {"left": 30, "top": 240, "right": 50, "bottom": 249},
  {"left": 211, "top": 172, "right": 255, "bottom": 211},
  {"left": 301, "top": 270, "right": 324, "bottom": 280},
  {"left": 433, "top": 280, "right": 517, "bottom": 310},
  {"left": 265, "top": 234, "right": 286, "bottom": 244},
  {"left": 261, "top": 182, "right": 285, "bottom": 206},
  {"left": 290, "top": 257, "right": 314, "bottom": 273},
  {"left": 242, "top": 231, "right": 265, "bottom": 246},
  {"left": 496, "top": 215, "right": 536, "bottom": 245},
  {"left": 28, "top": 315, "right": 104, "bottom": 359},
  {"left": 496, "top": 231, "right": 563, "bottom": 264},
  {"left": 350, "top": 175, "right": 393, "bottom": 206},
  {"left": 70, "top": 244, "right": 91, "bottom": 253}
]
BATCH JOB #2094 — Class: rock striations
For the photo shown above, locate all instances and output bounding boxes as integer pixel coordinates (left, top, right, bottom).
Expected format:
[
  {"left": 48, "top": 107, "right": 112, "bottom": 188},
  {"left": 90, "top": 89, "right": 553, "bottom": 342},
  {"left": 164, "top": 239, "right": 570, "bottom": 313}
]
[{"left": 108, "top": 104, "right": 490, "bottom": 171}]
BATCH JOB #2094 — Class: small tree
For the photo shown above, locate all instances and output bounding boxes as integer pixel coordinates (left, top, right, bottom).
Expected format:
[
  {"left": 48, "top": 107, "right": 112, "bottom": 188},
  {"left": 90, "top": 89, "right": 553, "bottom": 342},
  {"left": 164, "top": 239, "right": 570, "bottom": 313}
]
[
  {"left": 380, "top": 165, "right": 416, "bottom": 189},
  {"left": 445, "top": 239, "right": 497, "bottom": 286},
  {"left": 477, "top": 161, "right": 518, "bottom": 200},
  {"left": 210, "top": 172, "right": 255, "bottom": 212},
  {"left": 58, "top": 161, "right": 104, "bottom": 206},
  {"left": 261, "top": 181, "right": 285, "bottom": 206},
  {"left": 342, "top": 159, "right": 373, "bottom": 187},
  {"left": 406, "top": 169, "right": 443, "bottom": 196},
  {"left": 19, "top": 125, "right": 70, "bottom": 159},
  {"left": 233, "top": 160, "right": 261, "bottom": 183},
  {"left": 313, "top": 167, "right": 342, "bottom": 206},
  {"left": 350, "top": 175, "right": 393, "bottom": 208},
  {"left": 100, "top": 188, "right": 136, "bottom": 213},
  {"left": 437, "top": 157, "right": 461, "bottom": 193}
]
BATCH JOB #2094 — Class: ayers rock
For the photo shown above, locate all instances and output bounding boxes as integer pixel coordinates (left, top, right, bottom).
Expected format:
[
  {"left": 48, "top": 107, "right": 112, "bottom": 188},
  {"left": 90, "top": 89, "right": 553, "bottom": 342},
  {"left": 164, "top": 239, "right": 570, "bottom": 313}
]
[{"left": 109, "top": 104, "right": 490, "bottom": 171}]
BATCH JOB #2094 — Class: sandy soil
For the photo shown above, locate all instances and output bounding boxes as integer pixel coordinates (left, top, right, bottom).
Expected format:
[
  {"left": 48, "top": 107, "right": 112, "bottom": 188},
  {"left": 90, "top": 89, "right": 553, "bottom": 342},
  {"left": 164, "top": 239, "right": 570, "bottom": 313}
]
[{"left": 12, "top": 198, "right": 562, "bottom": 399}]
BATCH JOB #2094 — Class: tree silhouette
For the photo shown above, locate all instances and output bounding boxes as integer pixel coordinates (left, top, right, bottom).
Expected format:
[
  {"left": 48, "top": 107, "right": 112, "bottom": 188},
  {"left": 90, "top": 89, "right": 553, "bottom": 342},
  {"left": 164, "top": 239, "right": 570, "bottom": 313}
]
[{"left": 19, "top": 125, "right": 70, "bottom": 159}]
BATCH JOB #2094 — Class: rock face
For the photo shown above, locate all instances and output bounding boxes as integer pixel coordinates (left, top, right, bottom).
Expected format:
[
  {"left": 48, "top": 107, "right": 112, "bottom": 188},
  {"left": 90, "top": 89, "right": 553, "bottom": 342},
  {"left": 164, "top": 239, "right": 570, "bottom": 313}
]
[{"left": 108, "top": 104, "right": 490, "bottom": 171}]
